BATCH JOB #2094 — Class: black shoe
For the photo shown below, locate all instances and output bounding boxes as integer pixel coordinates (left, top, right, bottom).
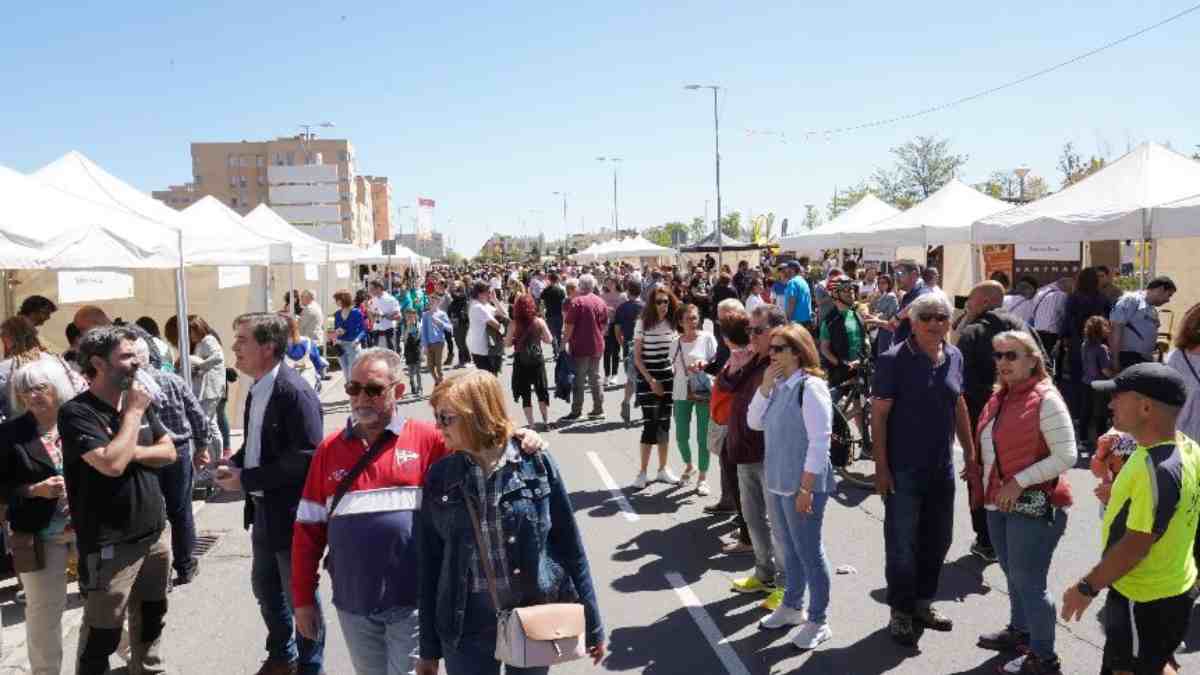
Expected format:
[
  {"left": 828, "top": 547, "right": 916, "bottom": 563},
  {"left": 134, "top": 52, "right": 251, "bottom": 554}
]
[
  {"left": 978, "top": 626, "right": 1029, "bottom": 652},
  {"left": 320, "top": 374, "right": 333, "bottom": 381},
  {"left": 175, "top": 560, "right": 200, "bottom": 586},
  {"left": 915, "top": 605, "right": 953, "bottom": 632},
  {"left": 588, "top": 409, "right": 604, "bottom": 419},
  {"left": 1017, "top": 653, "right": 1062, "bottom": 675},
  {"left": 889, "top": 612, "right": 919, "bottom": 647},
  {"left": 620, "top": 401, "right": 631, "bottom": 423},
  {"left": 971, "top": 540, "right": 998, "bottom": 563},
  {"left": 560, "top": 412, "right": 582, "bottom": 421},
  {"left": 704, "top": 502, "right": 737, "bottom": 514}
]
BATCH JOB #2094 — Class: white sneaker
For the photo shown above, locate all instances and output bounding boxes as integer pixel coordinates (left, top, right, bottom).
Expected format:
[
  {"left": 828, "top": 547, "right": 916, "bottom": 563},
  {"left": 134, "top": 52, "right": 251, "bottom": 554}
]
[
  {"left": 696, "top": 480, "right": 711, "bottom": 496},
  {"left": 632, "top": 472, "right": 648, "bottom": 489},
  {"left": 1002, "top": 654, "right": 1027, "bottom": 674},
  {"left": 656, "top": 467, "right": 680, "bottom": 484},
  {"left": 679, "top": 468, "right": 695, "bottom": 484},
  {"left": 759, "top": 605, "right": 806, "bottom": 630},
  {"left": 791, "top": 621, "right": 832, "bottom": 650}
]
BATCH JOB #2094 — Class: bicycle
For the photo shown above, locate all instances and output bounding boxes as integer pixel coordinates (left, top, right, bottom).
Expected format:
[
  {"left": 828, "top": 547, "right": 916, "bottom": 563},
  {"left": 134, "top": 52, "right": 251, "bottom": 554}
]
[{"left": 830, "top": 360, "right": 875, "bottom": 491}]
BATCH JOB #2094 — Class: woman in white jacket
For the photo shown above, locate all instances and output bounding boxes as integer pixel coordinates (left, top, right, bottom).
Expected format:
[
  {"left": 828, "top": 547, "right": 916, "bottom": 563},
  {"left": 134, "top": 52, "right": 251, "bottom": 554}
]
[{"left": 165, "top": 314, "right": 224, "bottom": 466}]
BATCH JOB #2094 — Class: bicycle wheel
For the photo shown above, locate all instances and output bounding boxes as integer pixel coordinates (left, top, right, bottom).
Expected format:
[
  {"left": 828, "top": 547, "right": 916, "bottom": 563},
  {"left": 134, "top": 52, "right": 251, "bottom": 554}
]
[{"left": 834, "top": 392, "right": 875, "bottom": 490}]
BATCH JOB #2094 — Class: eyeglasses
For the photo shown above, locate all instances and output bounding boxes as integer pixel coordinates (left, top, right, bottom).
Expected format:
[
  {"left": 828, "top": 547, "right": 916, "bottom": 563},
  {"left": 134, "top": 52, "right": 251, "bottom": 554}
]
[
  {"left": 655, "top": 299, "right": 670, "bottom": 306},
  {"left": 992, "top": 350, "right": 1023, "bottom": 362},
  {"left": 916, "top": 313, "right": 950, "bottom": 323},
  {"left": 768, "top": 344, "right": 791, "bottom": 354},
  {"left": 750, "top": 325, "right": 769, "bottom": 335},
  {"left": 435, "top": 411, "right": 459, "bottom": 428},
  {"left": 344, "top": 380, "right": 397, "bottom": 398}
]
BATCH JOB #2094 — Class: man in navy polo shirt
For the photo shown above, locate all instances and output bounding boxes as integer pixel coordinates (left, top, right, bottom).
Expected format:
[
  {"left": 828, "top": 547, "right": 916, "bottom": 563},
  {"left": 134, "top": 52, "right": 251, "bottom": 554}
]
[
  {"left": 872, "top": 292, "right": 975, "bottom": 647},
  {"left": 889, "top": 260, "right": 931, "bottom": 344}
]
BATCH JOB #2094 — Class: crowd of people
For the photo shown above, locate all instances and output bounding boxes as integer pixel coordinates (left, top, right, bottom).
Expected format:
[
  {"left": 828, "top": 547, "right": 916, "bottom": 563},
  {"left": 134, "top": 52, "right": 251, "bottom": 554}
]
[{"left": 0, "top": 250, "right": 1198, "bottom": 674}]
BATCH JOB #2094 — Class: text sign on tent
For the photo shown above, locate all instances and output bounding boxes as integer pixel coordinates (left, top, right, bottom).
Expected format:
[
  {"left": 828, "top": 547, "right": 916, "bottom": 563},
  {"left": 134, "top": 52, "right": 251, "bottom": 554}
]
[
  {"left": 218, "top": 266, "right": 251, "bottom": 289},
  {"left": 336, "top": 263, "right": 350, "bottom": 279},
  {"left": 861, "top": 245, "right": 895, "bottom": 263},
  {"left": 269, "top": 243, "right": 293, "bottom": 265},
  {"left": 304, "top": 264, "right": 319, "bottom": 281},
  {"left": 1015, "top": 243, "right": 1081, "bottom": 261},
  {"left": 57, "top": 271, "right": 134, "bottom": 304}
]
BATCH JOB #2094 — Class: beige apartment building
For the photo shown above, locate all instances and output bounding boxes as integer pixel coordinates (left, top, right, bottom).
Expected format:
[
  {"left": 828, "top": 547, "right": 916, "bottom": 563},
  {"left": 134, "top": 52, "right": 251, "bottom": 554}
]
[
  {"left": 153, "top": 136, "right": 378, "bottom": 245},
  {"left": 365, "top": 176, "right": 392, "bottom": 242}
]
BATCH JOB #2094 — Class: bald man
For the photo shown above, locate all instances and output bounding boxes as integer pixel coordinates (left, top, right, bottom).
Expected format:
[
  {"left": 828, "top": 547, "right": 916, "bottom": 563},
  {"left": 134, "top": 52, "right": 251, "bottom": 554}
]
[
  {"left": 74, "top": 305, "right": 112, "bottom": 332},
  {"left": 953, "top": 280, "right": 1033, "bottom": 562}
]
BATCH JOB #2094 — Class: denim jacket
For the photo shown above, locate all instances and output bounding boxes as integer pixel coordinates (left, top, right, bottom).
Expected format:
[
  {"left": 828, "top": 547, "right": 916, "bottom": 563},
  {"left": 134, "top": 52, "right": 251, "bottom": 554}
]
[{"left": 418, "top": 447, "right": 604, "bottom": 660}]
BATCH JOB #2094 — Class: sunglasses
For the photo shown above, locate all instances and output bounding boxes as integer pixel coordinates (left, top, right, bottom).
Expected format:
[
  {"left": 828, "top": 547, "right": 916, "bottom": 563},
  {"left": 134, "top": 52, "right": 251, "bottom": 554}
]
[
  {"left": 916, "top": 313, "right": 950, "bottom": 323},
  {"left": 655, "top": 299, "right": 670, "bottom": 306},
  {"left": 435, "top": 411, "right": 459, "bottom": 428},
  {"left": 344, "top": 381, "right": 397, "bottom": 398},
  {"left": 750, "top": 325, "right": 771, "bottom": 335},
  {"left": 768, "top": 344, "right": 792, "bottom": 354},
  {"left": 992, "top": 350, "right": 1023, "bottom": 362}
]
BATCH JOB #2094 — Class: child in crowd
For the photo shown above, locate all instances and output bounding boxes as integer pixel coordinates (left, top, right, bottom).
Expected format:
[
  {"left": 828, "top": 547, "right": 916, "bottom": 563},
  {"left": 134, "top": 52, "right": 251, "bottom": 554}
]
[
  {"left": 1080, "top": 316, "right": 1114, "bottom": 449},
  {"left": 1090, "top": 427, "right": 1137, "bottom": 514},
  {"left": 402, "top": 307, "right": 423, "bottom": 397}
]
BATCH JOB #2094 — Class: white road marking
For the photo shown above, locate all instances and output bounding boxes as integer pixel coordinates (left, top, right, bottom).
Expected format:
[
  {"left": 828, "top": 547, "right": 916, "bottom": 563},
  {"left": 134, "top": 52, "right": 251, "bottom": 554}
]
[
  {"left": 585, "top": 451, "right": 640, "bottom": 522},
  {"left": 665, "top": 571, "right": 752, "bottom": 675},
  {"left": 1, "top": 501, "right": 209, "bottom": 669}
]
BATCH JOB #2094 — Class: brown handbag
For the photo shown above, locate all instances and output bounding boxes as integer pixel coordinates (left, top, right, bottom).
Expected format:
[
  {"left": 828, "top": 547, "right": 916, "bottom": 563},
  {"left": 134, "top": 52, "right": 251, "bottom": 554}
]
[
  {"left": 9, "top": 531, "right": 46, "bottom": 574},
  {"left": 464, "top": 493, "right": 587, "bottom": 667}
]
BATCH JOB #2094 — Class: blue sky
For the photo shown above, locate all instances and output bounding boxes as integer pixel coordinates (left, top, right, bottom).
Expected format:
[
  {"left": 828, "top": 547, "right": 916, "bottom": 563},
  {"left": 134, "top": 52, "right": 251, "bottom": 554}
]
[{"left": 2, "top": 1, "right": 1197, "bottom": 256}]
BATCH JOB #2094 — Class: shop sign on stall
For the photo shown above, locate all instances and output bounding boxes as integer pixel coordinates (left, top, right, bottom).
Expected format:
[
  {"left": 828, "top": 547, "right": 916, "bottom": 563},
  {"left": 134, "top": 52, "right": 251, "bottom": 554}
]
[
  {"left": 304, "top": 263, "right": 319, "bottom": 281},
  {"left": 57, "top": 270, "right": 135, "bottom": 304},
  {"left": 218, "top": 265, "right": 251, "bottom": 289},
  {"left": 1014, "top": 242, "right": 1082, "bottom": 286},
  {"left": 982, "top": 244, "right": 1015, "bottom": 283}
]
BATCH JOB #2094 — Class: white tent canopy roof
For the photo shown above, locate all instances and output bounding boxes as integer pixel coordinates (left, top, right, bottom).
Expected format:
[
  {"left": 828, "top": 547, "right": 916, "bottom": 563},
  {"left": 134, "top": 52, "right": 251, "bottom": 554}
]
[
  {"left": 181, "top": 196, "right": 288, "bottom": 266},
  {"left": 779, "top": 193, "right": 900, "bottom": 250},
  {"left": 242, "top": 204, "right": 363, "bottom": 263},
  {"left": 355, "top": 240, "right": 429, "bottom": 266},
  {"left": 596, "top": 235, "right": 675, "bottom": 260},
  {"left": 800, "top": 180, "right": 1011, "bottom": 248},
  {"left": 0, "top": 166, "right": 180, "bottom": 269},
  {"left": 973, "top": 143, "right": 1200, "bottom": 244},
  {"left": 1152, "top": 192, "right": 1200, "bottom": 239}
]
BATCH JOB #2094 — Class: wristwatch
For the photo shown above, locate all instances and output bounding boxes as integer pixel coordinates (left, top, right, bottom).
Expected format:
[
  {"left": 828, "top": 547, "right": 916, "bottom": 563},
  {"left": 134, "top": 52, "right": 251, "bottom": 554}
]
[{"left": 1076, "top": 579, "right": 1100, "bottom": 598}]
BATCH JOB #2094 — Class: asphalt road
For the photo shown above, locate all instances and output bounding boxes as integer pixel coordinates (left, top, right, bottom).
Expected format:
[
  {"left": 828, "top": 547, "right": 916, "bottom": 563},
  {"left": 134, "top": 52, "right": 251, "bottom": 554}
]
[{"left": 5, "top": 360, "right": 1200, "bottom": 674}]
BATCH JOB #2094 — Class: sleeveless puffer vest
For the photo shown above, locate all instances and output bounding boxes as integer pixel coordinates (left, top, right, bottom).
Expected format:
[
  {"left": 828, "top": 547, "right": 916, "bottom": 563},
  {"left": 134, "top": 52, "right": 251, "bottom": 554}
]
[{"left": 976, "top": 376, "right": 1073, "bottom": 507}]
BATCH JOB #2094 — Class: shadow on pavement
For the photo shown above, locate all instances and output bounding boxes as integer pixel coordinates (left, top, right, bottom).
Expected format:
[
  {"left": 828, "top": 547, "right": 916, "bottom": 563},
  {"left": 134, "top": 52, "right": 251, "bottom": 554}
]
[
  {"left": 610, "top": 519, "right": 756, "bottom": 593},
  {"left": 557, "top": 420, "right": 630, "bottom": 434}
]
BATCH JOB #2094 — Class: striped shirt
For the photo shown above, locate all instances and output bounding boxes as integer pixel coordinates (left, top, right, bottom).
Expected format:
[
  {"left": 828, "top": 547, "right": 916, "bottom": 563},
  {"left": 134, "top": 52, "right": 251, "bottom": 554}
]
[
  {"left": 1029, "top": 285, "right": 1068, "bottom": 334},
  {"left": 634, "top": 319, "right": 676, "bottom": 407}
]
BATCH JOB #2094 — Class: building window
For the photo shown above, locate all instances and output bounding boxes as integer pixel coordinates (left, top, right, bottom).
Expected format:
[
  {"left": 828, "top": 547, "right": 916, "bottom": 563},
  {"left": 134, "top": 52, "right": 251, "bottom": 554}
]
[
  {"left": 256, "top": 155, "right": 265, "bottom": 168},
  {"left": 338, "top": 151, "right": 349, "bottom": 162},
  {"left": 194, "top": 175, "right": 202, "bottom": 185},
  {"left": 227, "top": 154, "right": 237, "bottom": 168},
  {"left": 271, "top": 152, "right": 282, "bottom": 165},
  {"left": 286, "top": 152, "right": 295, "bottom": 165},
  {"left": 258, "top": 175, "right": 265, "bottom": 186},
  {"left": 229, "top": 175, "right": 237, "bottom": 187},
  {"left": 239, "top": 176, "right": 247, "bottom": 187},
  {"left": 239, "top": 156, "right": 249, "bottom": 167}
]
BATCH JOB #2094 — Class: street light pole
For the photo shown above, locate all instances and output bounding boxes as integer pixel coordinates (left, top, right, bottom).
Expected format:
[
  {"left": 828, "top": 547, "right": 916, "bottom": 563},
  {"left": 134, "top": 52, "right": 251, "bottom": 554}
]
[
  {"left": 1014, "top": 166, "right": 1031, "bottom": 203},
  {"left": 596, "top": 157, "right": 622, "bottom": 237},
  {"left": 685, "top": 84, "right": 722, "bottom": 268},
  {"left": 553, "top": 191, "right": 569, "bottom": 238}
]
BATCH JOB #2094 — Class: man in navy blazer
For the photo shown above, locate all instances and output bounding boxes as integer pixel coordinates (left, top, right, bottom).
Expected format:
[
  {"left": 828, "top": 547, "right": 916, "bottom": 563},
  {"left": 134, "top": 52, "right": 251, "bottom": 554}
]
[{"left": 217, "top": 312, "right": 325, "bottom": 675}]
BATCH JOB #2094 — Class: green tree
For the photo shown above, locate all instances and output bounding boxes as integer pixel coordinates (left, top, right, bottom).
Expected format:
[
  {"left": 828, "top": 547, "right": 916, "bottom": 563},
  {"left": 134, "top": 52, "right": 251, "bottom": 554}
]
[
  {"left": 688, "top": 216, "right": 709, "bottom": 243},
  {"left": 720, "top": 211, "right": 742, "bottom": 239},
  {"left": 801, "top": 205, "right": 823, "bottom": 230},
  {"left": 870, "top": 167, "right": 918, "bottom": 210},
  {"left": 444, "top": 250, "right": 463, "bottom": 266},
  {"left": 890, "top": 135, "right": 968, "bottom": 200},
  {"left": 644, "top": 221, "right": 690, "bottom": 247},
  {"left": 1057, "top": 141, "right": 1106, "bottom": 187},
  {"left": 827, "top": 183, "right": 873, "bottom": 220},
  {"left": 975, "top": 171, "right": 1049, "bottom": 201}
]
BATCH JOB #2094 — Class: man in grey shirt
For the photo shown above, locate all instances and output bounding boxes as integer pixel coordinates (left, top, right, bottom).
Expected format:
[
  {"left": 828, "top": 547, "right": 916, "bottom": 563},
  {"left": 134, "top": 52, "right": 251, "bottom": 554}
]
[{"left": 1109, "top": 276, "right": 1175, "bottom": 371}]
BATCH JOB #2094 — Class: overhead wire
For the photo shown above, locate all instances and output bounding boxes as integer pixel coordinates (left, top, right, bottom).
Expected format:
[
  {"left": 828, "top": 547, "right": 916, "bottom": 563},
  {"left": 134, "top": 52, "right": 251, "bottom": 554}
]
[{"left": 801, "top": 2, "right": 1200, "bottom": 139}]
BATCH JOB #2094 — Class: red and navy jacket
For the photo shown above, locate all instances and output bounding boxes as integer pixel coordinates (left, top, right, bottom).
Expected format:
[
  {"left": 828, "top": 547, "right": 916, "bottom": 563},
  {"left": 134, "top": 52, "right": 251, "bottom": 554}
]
[{"left": 291, "top": 415, "right": 450, "bottom": 614}]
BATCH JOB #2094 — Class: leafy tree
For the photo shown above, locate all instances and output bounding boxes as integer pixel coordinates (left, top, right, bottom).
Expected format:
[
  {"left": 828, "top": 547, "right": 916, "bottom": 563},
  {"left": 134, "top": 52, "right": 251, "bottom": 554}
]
[
  {"left": 975, "top": 171, "right": 1049, "bottom": 201},
  {"left": 870, "top": 167, "right": 917, "bottom": 210},
  {"left": 890, "top": 135, "right": 968, "bottom": 200},
  {"left": 688, "top": 216, "right": 709, "bottom": 243},
  {"left": 720, "top": 211, "right": 742, "bottom": 239},
  {"left": 444, "top": 250, "right": 463, "bottom": 265},
  {"left": 1057, "top": 141, "right": 1106, "bottom": 187},
  {"left": 801, "top": 205, "right": 823, "bottom": 230},
  {"left": 827, "top": 183, "right": 873, "bottom": 220},
  {"left": 644, "top": 221, "right": 690, "bottom": 247}
]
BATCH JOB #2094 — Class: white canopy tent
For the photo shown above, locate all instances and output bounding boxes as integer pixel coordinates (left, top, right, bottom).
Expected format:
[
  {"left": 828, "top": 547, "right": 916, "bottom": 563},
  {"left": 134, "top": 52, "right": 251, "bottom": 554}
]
[
  {"left": 779, "top": 193, "right": 900, "bottom": 251},
  {"left": 242, "top": 204, "right": 363, "bottom": 264},
  {"left": 1151, "top": 192, "right": 1200, "bottom": 239},
  {"left": 355, "top": 240, "right": 429, "bottom": 268},
  {"left": 595, "top": 236, "right": 676, "bottom": 261},
  {"left": 568, "top": 241, "right": 608, "bottom": 262},
  {"left": 972, "top": 143, "right": 1200, "bottom": 244}
]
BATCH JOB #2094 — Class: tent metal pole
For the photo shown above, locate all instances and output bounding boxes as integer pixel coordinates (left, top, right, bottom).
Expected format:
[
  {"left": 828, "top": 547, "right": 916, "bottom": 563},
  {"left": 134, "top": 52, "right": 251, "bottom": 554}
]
[
  {"left": 288, "top": 245, "right": 296, "bottom": 312},
  {"left": 176, "top": 230, "right": 193, "bottom": 386}
]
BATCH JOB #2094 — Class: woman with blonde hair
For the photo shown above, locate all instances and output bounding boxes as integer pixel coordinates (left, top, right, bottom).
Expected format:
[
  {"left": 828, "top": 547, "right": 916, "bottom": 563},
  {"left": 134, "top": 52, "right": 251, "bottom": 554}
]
[
  {"left": 417, "top": 370, "right": 604, "bottom": 675},
  {"left": 747, "top": 324, "right": 835, "bottom": 650},
  {"left": 1166, "top": 301, "right": 1200, "bottom": 442},
  {"left": 968, "top": 329, "right": 1075, "bottom": 675}
]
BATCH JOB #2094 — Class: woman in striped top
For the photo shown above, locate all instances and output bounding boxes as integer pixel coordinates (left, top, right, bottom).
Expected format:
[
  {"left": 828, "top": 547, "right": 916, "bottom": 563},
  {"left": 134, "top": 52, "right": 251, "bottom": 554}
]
[
  {"left": 632, "top": 287, "right": 681, "bottom": 489},
  {"left": 968, "top": 330, "right": 1076, "bottom": 675}
]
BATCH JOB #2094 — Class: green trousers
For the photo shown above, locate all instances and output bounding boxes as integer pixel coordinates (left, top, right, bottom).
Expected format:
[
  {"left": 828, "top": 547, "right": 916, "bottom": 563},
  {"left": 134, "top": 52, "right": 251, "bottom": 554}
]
[{"left": 673, "top": 399, "right": 710, "bottom": 472}]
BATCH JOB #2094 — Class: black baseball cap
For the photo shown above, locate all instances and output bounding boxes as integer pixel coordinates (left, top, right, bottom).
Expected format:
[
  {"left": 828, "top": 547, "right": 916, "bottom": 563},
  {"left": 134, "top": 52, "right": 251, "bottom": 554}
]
[{"left": 1091, "top": 362, "right": 1188, "bottom": 407}]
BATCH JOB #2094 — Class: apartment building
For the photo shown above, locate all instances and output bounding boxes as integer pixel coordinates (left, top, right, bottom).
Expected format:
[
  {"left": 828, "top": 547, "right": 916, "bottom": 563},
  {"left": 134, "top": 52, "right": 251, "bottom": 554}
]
[
  {"left": 365, "top": 176, "right": 392, "bottom": 241},
  {"left": 397, "top": 232, "right": 446, "bottom": 260},
  {"left": 154, "top": 136, "right": 377, "bottom": 245}
]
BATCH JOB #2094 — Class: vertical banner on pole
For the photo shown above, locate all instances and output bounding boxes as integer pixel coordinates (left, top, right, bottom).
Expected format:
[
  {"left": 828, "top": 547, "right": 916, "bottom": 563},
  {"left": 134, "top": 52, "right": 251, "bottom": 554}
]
[{"left": 417, "top": 198, "right": 435, "bottom": 239}]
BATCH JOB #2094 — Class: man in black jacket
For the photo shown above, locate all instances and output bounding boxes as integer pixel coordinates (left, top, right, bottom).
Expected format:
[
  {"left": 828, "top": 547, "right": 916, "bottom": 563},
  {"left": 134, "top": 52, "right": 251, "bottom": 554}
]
[
  {"left": 217, "top": 313, "right": 325, "bottom": 675},
  {"left": 952, "top": 280, "right": 1031, "bottom": 563}
]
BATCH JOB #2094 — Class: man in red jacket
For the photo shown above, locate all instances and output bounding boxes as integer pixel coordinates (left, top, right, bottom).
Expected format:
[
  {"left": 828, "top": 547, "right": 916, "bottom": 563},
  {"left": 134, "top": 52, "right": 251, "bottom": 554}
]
[{"left": 291, "top": 350, "right": 544, "bottom": 675}]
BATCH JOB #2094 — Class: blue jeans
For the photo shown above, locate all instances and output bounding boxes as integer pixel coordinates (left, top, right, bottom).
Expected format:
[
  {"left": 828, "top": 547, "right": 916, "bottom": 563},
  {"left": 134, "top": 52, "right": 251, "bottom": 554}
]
[
  {"left": 444, "top": 593, "right": 550, "bottom": 675},
  {"left": 987, "top": 508, "right": 1068, "bottom": 659},
  {"left": 338, "top": 340, "right": 361, "bottom": 377},
  {"left": 158, "top": 444, "right": 195, "bottom": 576},
  {"left": 338, "top": 606, "right": 419, "bottom": 675},
  {"left": 883, "top": 466, "right": 955, "bottom": 615},
  {"left": 250, "top": 504, "right": 325, "bottom": 673},
  {"left": 768, "top": 492, "right": 832, "bottom": 624}
]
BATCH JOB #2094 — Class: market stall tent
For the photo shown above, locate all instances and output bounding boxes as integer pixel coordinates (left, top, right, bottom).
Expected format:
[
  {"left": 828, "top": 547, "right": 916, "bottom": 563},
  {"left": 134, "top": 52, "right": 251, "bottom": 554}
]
[
  {"left": 681, "top": 231, "right": 762, "bottom": 252},
  {"left": 821, "top": 180, "right": 1010, "bottom": 248},
  {"left": 595, "top": 236, "right": 676, "bottom": 261},
  {"left": 779, "top": 193, "right": 900, "bottom": 251},
  {"left": 1151, "top": 192, "right": 1200, "bottom": 239},
  {"left": 972, "top": 143, "right": 1200, "bottom": 244}
]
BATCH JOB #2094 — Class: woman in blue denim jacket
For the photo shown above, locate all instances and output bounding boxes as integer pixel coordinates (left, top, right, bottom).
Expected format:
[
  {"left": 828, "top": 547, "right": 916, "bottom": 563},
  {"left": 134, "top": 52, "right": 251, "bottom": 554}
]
[
  {"left": 746, "top": 324, "right": 836, "bottom": 651},
  {"left": 417, "top": 370, "right": 605, "bottom": 675}
]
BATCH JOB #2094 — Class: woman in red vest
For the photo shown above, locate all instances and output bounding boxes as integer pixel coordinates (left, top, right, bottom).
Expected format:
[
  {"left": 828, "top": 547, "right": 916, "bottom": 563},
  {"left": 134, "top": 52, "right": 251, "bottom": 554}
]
[{"left": 968, "top": 330, "right": 1077, "bottom": 675}]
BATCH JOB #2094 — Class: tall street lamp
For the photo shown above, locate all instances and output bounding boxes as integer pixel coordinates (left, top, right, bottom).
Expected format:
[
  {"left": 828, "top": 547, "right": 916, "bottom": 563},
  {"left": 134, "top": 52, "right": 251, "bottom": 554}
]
[
  {"left": 685, "top": 84, "right": 722, "bottom": 267},
  {"left": 596, "top": 157, "right": 622, "bottom": 236},
  {"left": 1014, "top": 166, "right": 1031, "bottom": 202},
  {"left": 553, "top": 191, "right": 569, "bottom": 240}
]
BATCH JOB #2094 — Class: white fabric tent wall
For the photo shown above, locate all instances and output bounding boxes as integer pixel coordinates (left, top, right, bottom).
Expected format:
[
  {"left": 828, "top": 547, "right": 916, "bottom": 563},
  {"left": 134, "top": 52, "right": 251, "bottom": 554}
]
[
  {"left": 779, "top": 194, "right": 900, "bottom": 250},
  {"left": 1152, "top": 193, "right": 1200, "bottom": 238}
]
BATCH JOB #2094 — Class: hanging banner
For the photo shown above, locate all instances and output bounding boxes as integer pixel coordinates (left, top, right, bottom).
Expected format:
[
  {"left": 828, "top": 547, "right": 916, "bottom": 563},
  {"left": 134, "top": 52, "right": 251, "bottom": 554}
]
[
  {"left": 417, "top": 197, "right": 435, "bottom": 239},
  {"left": 217, "top": 266, "right": 251, "bottom": 289},
  {"left": 1015, "top": 243, "right": 1081, "bottom": 261},
  {"left": 57, "top": 271, "right": 134, "bottom": 304},
  {"left": 304, "top": 264, "right": 319, "bottom": 281},
  {"left": 336, "top": 263, "right": 351, "bottom": 279},
  {"left": 860, "top": 245, "right": 895, "bottom": 263},
  {"left": 982, "top": 244, "right": 1015, "bottom": 284}
]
